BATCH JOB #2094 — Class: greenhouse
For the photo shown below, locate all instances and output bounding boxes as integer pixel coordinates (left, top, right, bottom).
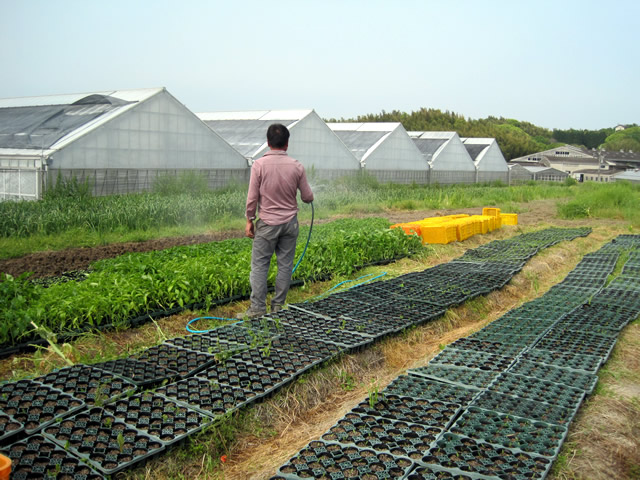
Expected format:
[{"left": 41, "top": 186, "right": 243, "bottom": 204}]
[
  {"left": 197, "top": 110, "right": 360, "bottom": 180},
  {"left": 328, "top": 122, "right": 427, "bottom": 183},
  {"left": 509, "top": 165, "right": 569, "bottom": 183},
  {"left": 0, "top": 88, "right": 248, "bottom": 200},
  {"left": 461, "top": 137, "right": 509, "bottom": 183},
  {"left": 410, "top": 132, "right": 476, "bottom": 184}
]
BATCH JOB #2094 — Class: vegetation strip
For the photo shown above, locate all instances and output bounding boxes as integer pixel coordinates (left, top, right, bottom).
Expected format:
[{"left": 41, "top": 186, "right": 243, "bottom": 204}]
[
  {"left": 0, "top": 218, "right": 420, "bottom": 354},
  {"left": 0, "top": 227, "right": 592, "bottom": 478}
]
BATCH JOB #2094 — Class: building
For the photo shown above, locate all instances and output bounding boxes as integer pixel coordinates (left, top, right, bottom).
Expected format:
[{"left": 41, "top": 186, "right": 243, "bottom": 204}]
[
  {"left": 0, "top": 88, "right": 248, "bottom": 200},
  {"left": 410, "top": 132, "right": 476, "bottom": 184},
  {"left": 328, "top": 122, "right": 426, "bottom": 183},
  {"left": 197, "top": 110, "right": 360, "bottom": 180},
  {"left": 461, "top": 138, "right": 509, "bottom": 184}
]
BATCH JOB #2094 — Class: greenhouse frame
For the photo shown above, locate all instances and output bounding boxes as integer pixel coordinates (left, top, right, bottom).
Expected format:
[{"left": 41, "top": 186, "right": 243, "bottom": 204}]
[
  {"left": 328, "top": 122, "right": 427, "bottom": 183},
  {"left": 0, "top": 88, "right": 248, "bottom": 200},
  {"left": 461, "top": 137, "right": 509, "bottom": 183},
  {"left": 410, "top": 131, "right": 477, "bottom": 184},
  {"left": 197, "top": 110, "right": 360, "bottom": 180}
]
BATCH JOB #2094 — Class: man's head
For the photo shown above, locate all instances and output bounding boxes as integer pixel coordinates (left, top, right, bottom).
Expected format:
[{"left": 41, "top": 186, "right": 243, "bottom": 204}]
[{"left": 267, "top": 123, "right": 290, "bottom": 150}]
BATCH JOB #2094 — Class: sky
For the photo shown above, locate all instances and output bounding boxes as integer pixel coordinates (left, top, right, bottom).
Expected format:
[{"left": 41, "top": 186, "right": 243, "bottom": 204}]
[{"left": 0, "top": 0, "right": 637, "bottom": 131}]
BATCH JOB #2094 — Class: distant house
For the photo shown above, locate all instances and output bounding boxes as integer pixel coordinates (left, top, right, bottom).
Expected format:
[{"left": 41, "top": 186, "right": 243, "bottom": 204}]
[
  {"left": 611, "top": 169, "right": 640, "bottom": 183},
  {"left": 508, "top": 165, "right": 568, "bottom": 183}
]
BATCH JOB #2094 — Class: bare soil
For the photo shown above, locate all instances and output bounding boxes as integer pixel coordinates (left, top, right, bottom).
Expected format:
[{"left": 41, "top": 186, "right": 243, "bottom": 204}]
[{"left": 0, "top": 199, "right": 578, "bottom": 279}]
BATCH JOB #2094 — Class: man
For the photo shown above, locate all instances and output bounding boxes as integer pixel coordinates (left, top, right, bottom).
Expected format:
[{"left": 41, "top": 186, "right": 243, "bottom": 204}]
[{"left": 238, "top": 123, "right": 314, "bottom": 318}]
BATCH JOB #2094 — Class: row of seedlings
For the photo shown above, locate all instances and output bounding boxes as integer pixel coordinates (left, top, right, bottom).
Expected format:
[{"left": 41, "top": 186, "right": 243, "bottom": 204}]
[
  {"left": 268, "top": 228, "right": 595, "bottom": 480},
  {"left": 0, "top": 227, "right": 590, "bottom": 479},
  {"left": 390, "top": 235, "right": 638, "bottom": 479}
]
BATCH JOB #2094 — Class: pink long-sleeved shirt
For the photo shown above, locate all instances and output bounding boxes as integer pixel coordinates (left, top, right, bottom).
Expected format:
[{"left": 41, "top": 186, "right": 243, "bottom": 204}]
[{"left": 245, "top": 150, "right": 314, "bottom": 226}]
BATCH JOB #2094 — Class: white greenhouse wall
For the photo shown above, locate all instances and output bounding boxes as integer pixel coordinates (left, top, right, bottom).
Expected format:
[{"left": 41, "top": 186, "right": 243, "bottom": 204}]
[
  {"left": 363, "top": 127, "right": 426, "bottom": 171},
  {"left": 47, "top": 90, "right": 248, "bottom": 195},
  {"left": 285, "top": 112, "right": 361, "bottom": 178},
  {"left": 430, "top": 133, "right": 476, "bottom": 173}
]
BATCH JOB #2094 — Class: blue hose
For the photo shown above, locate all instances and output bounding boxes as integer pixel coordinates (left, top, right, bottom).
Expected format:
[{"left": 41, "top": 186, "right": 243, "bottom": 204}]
[{"left": 186, "top": 201, "right": 315, "bottom": 333}]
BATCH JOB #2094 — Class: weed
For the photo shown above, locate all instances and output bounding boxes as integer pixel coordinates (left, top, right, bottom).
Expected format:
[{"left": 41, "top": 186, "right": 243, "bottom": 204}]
[{"left": 337, "top": 370, "right": 355, "bottom": 392}]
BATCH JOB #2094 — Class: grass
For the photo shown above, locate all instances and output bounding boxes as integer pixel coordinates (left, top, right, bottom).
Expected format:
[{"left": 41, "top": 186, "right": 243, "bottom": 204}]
[
  {"left": 557, "top": 181, "right": 640, "bottom": 226},
  {"left": 2, "top": 221, "right": 628, "bottom": 479},
  {"left": 0, "top": 178, "right": 576, "bottom": 259}
]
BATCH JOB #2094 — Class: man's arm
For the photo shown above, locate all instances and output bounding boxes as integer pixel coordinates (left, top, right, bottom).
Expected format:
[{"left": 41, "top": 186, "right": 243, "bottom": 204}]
[
  {"left": 245, "top": 163, "right": 261, "bottom": 238},
  {"left": 298, "top": 168, "right": 314, "bottom": 204}
]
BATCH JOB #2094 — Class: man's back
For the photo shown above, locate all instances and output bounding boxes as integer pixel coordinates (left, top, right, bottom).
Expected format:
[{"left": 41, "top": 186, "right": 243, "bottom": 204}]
[{"left": 246, "top": 150, "right": 313, "bottom": 226}]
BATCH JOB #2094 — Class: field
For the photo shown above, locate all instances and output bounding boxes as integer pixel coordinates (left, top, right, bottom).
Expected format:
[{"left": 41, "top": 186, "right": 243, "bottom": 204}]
[{"left": 0, "top": 180, "right": 639, "bottom": 479}]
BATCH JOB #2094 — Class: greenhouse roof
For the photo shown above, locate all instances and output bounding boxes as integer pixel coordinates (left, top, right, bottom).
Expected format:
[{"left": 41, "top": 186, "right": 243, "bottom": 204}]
[
  {"left": 0, "top": 88, "right": 161, "bottom": 151},
  {"left": 197, "top": 110, "right": 312, "bottom": 158},
  {"left": 328, "top": 123, "right": 400, "bottom": 161}
]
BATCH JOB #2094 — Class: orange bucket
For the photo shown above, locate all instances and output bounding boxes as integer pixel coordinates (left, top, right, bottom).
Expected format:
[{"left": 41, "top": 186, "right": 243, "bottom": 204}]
[{"left": 0, "top": 453, "right": 10, "bottom": 480}]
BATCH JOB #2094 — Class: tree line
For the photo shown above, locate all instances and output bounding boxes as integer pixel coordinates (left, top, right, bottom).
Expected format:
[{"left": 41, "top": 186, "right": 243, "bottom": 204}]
[{"left": 326, "top": 108, "right": 638, "bottom": 160}]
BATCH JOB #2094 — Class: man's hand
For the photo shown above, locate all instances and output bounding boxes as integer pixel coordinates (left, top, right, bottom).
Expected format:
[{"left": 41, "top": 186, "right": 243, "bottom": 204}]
[{"left": 245, "top": 219, "right": 255, "bottom": 238}]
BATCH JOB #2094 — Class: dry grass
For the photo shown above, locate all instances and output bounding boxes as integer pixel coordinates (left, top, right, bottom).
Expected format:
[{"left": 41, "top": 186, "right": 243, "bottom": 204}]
[
  {"left": 1, "top": 217, "right": 637, "bottom": 480},
  {"left": 550, "top": 321, "right": 640, "bottom": 480}
]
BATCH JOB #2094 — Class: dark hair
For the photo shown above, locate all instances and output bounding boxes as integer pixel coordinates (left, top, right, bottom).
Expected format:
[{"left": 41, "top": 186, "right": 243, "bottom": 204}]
[{"left": 267, "top": 123, "right": 290, "bottom": 149}]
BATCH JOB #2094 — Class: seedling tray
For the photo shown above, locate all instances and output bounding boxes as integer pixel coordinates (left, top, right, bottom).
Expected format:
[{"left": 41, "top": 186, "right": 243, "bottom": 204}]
[
  {"left": 43, "top": 407, "right": 164, "bottom": 476},
  {"left": 277, "top": 439, "right": 414, "bottom": 479},
  {"left": 406, "top": 464, "right": 491, "bottom": 479},
  {"left": 384, "top": 375, "right": 478, "bottom": 407},
  {"left": 155, "top": 377, "right": 253, "bottom": 417},
  {"left": 557, "top": 304, "right": 633, "bottom": 332},
  {"left": 166, "top": 333, "right": 250, "bottom": 357},
  {"left": 360, "top": 302, "right": 445, "bottom": 326},
  {"left": 280, "top": 306, "right": 397, "bottom": 339},
  {"left": 488, "top": 372, "right": 586, "bottom": 412},
  {"left": 428, "top": 348, "right": 515, "bottom": 372},
  {"left": 270, "top": 333, "right": 342, "bottom": 361},
  {"left": 0, "top": 411, "right": 23, "bottom": 444},
  {"left": 102, "top": 392, "right": 213, "bottom": 445},
  {"left": 197, "top": 357, "right": 296, "bottom": 400},
  {"left": 132, "top": 343, "right": 217, "bottom": 378},
  {"left": 268, "top": 321, "right": 373, "bottom": 351},
  {"left": 2, "top": 434, "right": 105, "bottom": 480},
  {"left": 0, "top": 379, "right": 86, "bottom": 435},
  {"left": 409, "top": 365, "right": 498, "bottom": 390},
  {"left": 230, "top": 345, "right": 321, "bottom": 376},
  {"left": 34, "top": 364, "right": 137, "bottom": 407},
  {"left": 536, "top": 328, "right": 618, "bottom": 362},
  {"left": 422, "top": 432, "right": 552, "bottom": 480},
  {"left": 468, "top": 330, "right": 541, "bottom": 347},
  {"left": 508, "top": 359, "right": 598, "bottom": 395},
  {"left": 520, "top": 348, "right": 602, "bottom": 375},
  {"left": 472, "top": 390, "right": 576, "bottom": 426},
  {"left": 92, "top": 358, "right": 179, "bottom": 387},
  {"left": 450, "top": 406, "right": 569, "bottom": 459},
  {"left": 321, "top": 412, "right": 443, "bottom": 461},
  {"left": 200, "top": 323, "right": 276, "bottom": 347},
  {"left": 447, "top": 338, "right": 525, "bottom": 358},
  {"left": 299, "top": 295, "right": 373, "bottom": 319},
  {"left": 351, "top": 394, "right": 462, "bottom": 430}
]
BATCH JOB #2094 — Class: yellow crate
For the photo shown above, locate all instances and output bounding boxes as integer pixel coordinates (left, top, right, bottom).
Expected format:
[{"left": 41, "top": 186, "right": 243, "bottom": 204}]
[
  {"left": 482, "top": 207, "right": 501, "bottom": 217},
  {"left": 420, "top": 224, "right": 457, "bottom": 244},
  {"left": 470, "top": 215, "right": 490, "bottom": 234},
  {"left": 500, "top": 213, "right": 518, "bottom": 225},
  {"left": 450, "top": 218, "right": 476, "bottom": 241}
]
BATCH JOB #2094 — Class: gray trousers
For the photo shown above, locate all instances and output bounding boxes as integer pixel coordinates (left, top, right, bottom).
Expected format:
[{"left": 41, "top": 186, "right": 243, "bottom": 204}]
[{"left": 249, "top": 217, "right": 299, "bottom": 313}]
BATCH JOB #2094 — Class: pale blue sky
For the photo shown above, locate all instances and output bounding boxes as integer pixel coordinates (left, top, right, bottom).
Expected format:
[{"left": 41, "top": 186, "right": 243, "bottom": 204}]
[{"left": 1, "top": 0, "right": 637, "bottom": 130}]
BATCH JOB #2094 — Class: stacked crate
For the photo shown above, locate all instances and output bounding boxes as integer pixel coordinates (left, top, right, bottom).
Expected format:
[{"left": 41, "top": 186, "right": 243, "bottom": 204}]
[{"left": 391, "top": 208, "right": 518, "bottom": 245}]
